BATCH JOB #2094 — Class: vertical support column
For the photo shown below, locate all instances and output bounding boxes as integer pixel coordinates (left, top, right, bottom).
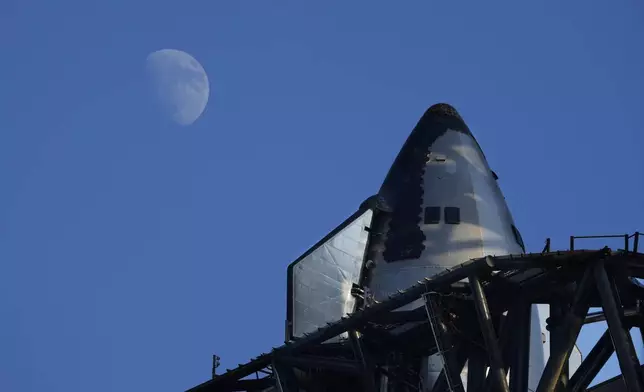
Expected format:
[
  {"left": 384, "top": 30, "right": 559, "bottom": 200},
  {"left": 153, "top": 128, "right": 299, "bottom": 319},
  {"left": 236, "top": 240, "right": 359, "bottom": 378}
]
[
  {"left": 510, "top": 301, "right": 532, "bottom": 392},
  {"left": 272, "top": 360, "right": 298, "bottom": 392},
  {"left": 536, "top": 265, "right": 594, "bottom": 392},
  {"left": 550, "top": 295, "right": 570, "bottom": 391},
  {"left": 423, "top": 293, "right": 466, "bottom": 392},
  {"left": 594, "top": 260, "right": 644, "bottom": 392},
  {"left": 431, "top": 345, "right": 468, "bottom": 392},
  {"left": 467, "top": 348, "right": 487, "bottom": 392},
  {"left": 469, "top": 274, "right": 510, "bottom": 392},
  {"left": 568, "top": 328, "right": 616, "bottom": 392},
  {"left": 349, "top": 330, "right": 377, "bottom": 392},
  {"left": 498, "top": 310, "right": 514, "bottom": 374},
  {"left": 640, "top": 323, "right": 644, "bottom": 366},
  {"left": 638, "top": 299, "right": 644, "bottom": 352}
]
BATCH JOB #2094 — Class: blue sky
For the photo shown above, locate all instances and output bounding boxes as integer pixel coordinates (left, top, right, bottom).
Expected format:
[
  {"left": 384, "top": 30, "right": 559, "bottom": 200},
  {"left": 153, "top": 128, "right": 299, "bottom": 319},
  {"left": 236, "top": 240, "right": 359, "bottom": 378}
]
[{"left": 1, "top": 1, "right": 643, "bottom": 391}]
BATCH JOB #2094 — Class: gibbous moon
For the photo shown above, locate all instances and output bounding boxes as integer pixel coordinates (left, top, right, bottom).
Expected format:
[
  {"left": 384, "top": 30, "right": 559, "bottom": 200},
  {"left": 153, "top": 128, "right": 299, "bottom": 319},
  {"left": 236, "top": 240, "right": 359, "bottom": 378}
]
[{"left": 145, "top": 49, "right": 210, "bottom": 126}]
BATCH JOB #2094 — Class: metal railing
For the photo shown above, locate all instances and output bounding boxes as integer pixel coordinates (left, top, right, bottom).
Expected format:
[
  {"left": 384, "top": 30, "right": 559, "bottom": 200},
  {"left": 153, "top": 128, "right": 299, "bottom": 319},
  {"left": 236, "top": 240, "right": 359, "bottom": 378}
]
[{"left": 569, "top": 232, "right": 640, "bottom": 253}]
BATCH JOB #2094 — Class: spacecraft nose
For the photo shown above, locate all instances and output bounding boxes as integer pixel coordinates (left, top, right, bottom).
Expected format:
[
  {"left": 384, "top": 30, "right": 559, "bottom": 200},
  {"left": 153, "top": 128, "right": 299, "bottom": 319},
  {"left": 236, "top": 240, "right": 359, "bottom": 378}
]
[
  {"left": 418, "top": 103, "right": 472, "bottom": 137},
  {"left": 377, "top": 102, "right": 475, "bottom": 206},
  {"left": 426, "top": 103, "right": 463, "bottom": 121}
]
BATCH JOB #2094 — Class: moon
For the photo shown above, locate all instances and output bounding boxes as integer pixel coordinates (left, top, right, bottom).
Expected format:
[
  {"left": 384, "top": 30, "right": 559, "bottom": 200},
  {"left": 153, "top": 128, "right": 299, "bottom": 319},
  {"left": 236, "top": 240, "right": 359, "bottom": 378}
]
[{"left": 145, "top": 49, "right": 210, "bottom": 126}]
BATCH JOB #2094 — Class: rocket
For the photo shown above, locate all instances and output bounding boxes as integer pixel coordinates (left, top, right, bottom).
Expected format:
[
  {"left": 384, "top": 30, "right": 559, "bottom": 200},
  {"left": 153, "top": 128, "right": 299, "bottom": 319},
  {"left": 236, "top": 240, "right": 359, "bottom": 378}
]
[
  {"left": 286, "top": 103, "right": 580, "bottom": 391},
  {"left": 366, "top": 103, "right": 527, "bottom": 300}
]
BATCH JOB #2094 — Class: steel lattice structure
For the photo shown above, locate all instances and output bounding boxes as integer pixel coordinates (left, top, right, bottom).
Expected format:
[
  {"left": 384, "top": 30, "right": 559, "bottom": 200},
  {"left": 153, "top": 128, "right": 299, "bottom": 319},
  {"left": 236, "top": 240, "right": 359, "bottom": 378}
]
[{"left": 187, "top": 233, "right": 643, "bottom": 392}]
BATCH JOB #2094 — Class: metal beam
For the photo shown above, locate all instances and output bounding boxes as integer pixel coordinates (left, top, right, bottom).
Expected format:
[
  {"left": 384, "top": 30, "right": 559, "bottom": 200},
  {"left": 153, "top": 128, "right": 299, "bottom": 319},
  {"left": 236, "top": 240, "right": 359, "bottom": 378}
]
[
  {"left": 375, "top": 366, "right": 419, "bottom": 391},
  {"left": 349, "top": 330, "right": 377, "bottom": 392},
  {"left": 216, "top": 378, "right": 275, "bottom": 392},
  {"left": 277, "top": 355, "right": 361, "bottom": 375},
  {"left": 431, "top": 344, "right": 468, "bottom": 392},
  {"left": 366, "top": 308, "right": 428, "bottom": 324},
  {"left": 481, "top": 301, "right": 528, "bottom": 392},
  {"left": 467, "top": 348, "right": 487, "bottom": 392},
  {"left": 550, "top": 297, "right": 570, "bottom": 391},
  {"left": 627, "top": 259, "right": 644, "bottom": 279},
  {"left": 519, "top": 270, "right": 563, "bottom": 303},
  {"left": 470, "top": 274, "right": 510, "bottom": 392},
  {"left": 483, "top": 303, "right": 519, "bottom": 392},
  {"left": 634, "top": 232, "right": 640, "bottom": 253},
  {"left": 510, "top": 301, "right": 532, "bottom": 392},
  {"left": 585, "top": 307, "right": 640, "bottom": 324},
  {"left": 357, "top": 324, "right": 399, "bottom": 351},
  {"left": 588, "top": 367, "right": 644, "bottom": 392},
  {"left": 594, "top": 260, "right": 644, "bottom": 392},
  {"left": 499, "top": 315, "right": 513, "bottom": 374},
  {"left": 272, "top": 360, "right": 298, "bottom": 392},
  {"left": 490, "top": 248, "right": 609, "bottom": 271},
  {"left": 568, "top": 328, "right": 616, "bottom": 392},
  {"left": 424, "top": 293, "right": 466, "bottom": 392},
  {"left": 536, "top": 264, "right": 595, "bottom": 392}
]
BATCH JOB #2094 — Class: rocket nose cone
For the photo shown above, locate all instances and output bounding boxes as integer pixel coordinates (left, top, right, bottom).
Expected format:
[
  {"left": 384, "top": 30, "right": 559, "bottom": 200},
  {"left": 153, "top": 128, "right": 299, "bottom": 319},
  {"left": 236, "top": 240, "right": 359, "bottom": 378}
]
[
  {"left": 376, "top": 102, "right": 478, "bottom": 210},
  {"left": 427, "top": 103, "right": 463, "bottom": 121},
  {"left": 420, "top": 103, "right": 472, "bottom": 137}
]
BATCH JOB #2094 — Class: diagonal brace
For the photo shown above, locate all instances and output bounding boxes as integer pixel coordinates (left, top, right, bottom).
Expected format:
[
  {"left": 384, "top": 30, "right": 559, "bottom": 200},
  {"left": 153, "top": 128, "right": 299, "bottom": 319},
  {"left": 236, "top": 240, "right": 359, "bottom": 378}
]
[
  {"left": 568, "top": 328, "right": 616, "bottom": 392},
  {"left": 536, "top": 265, "right": 595, "bottom": 392},
  {"left": 594, "top": 260, "right": 644, "bottom": 392},
  {"left": 469, "top": 274, "right": 510, "bottom": 392}
]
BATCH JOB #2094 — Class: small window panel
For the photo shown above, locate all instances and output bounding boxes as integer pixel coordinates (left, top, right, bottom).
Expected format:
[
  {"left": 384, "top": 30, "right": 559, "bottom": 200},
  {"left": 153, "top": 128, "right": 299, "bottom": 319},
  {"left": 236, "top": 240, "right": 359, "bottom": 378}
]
[
  {"left": 424, "top": 207, "right": 441, "bottom": 224},
  {"left": 427, "top": 153, "right": 447, "bottom": 163},
  {"left": 444, "top": 207, "right": 461, "bottom": 224},
  {"left": 512, "top": 225, "right": 526, "bottom": 252}
]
